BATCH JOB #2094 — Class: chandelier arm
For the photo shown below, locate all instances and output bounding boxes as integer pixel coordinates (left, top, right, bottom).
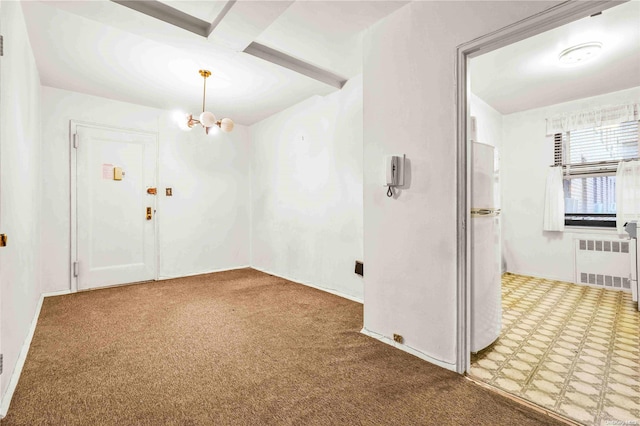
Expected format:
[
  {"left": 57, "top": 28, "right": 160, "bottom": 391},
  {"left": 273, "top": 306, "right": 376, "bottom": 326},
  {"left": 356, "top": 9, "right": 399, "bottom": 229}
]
[{"left": 179, "top": 70, "right": 231, "bottom": 134}]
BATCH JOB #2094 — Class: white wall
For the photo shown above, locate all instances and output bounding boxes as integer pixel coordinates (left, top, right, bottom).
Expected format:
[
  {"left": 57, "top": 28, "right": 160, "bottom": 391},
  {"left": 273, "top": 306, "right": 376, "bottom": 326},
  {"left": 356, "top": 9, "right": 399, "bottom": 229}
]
[
  {"left": 250, "top": 76, "right": 364, "bottom": 301},
  {"left": 158, "top": 115, "right": 251, "bottom": 279},
  {"left": 362, "top": 1, "right": 562, "bottom": 369},
  {"left": 0, "top": 0, "right": 43, "bottom": 399},
  {"left": 502, "top": 86, "right": 640, "bottom": 282},
  {"left": 40, "top": 87, "right": 250, "bottom": 292}
]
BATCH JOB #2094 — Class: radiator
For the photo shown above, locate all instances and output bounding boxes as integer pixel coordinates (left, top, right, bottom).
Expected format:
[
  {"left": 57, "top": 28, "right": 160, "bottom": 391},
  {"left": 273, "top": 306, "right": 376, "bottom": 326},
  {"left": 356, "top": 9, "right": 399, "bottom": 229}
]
[{"left": 574, "top": 238, "right": 633, "bottom": 292}]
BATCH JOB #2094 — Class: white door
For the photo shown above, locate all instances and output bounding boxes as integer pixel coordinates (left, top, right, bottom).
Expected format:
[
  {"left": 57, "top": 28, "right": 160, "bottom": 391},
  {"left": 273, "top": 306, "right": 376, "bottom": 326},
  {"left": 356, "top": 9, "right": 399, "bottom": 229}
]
[{"left": 75, "top": 124, "right": 157, "bottom": 290}]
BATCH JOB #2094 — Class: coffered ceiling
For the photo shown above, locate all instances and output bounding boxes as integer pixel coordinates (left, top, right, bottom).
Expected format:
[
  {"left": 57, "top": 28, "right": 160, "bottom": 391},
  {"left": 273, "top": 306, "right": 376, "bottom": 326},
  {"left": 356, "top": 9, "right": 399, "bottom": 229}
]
[{"left": 23, "top": 0, "right": 407, "bottom": 125}]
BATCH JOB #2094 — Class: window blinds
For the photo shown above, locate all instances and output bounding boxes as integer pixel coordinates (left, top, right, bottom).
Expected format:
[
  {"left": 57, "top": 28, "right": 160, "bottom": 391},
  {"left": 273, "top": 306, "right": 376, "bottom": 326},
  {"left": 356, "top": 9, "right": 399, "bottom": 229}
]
[
  {"left": 555, "top": 121, "right": 639, "bottom": 176},
  {"left": 554, "top": 133, "right": 562, "bottom": 166}
]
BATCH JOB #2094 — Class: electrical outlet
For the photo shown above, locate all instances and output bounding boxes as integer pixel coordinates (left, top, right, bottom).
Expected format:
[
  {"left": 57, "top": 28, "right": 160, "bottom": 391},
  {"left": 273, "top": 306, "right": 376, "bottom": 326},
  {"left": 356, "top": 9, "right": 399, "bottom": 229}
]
[{"left": 393, "top": 334, "right": 404, "bottom": 344}]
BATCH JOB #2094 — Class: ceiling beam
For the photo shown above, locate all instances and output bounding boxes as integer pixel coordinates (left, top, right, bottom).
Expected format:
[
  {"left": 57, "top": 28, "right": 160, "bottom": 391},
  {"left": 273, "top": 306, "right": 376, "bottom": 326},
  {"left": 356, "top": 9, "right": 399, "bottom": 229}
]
[
  {"left": 243, "top": 42, "right": 347, "bottom": 89},
  {"left": 207, "top": 1, "right": 237, "bottom": 37},
  {"left": 111, "top": 1, "right": 292, "bottom": 53},
  {"left": 208, "top": 1, "right": 294, "bottom": 52},
  {"left": 111, "top": 1, "right": 211, "bottom": 37}
]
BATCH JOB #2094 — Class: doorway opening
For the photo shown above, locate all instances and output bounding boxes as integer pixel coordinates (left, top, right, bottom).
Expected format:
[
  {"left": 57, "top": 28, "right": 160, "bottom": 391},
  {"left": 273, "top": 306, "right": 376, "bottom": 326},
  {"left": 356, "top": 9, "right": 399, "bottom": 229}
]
[{"left": 457, "top": 2, "right": 640, "bottom": 425}]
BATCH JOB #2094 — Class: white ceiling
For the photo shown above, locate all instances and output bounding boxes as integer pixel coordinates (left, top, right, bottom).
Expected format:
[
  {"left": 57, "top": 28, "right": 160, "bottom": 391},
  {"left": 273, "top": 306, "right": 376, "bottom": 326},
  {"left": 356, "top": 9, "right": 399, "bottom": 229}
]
[
  {"left": 471, "top": 1, "right": 640, "bottom": 115},
  {"left": 22, "top": 1, "right": 407, "bottom": 125}
]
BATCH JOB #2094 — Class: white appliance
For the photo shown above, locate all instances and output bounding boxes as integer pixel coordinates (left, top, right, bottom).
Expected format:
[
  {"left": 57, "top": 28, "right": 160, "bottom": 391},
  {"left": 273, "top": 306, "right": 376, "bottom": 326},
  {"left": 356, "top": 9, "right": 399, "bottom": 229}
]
[
  {"left": 624, "top": 222, "right": 640, "bottom": 310},
  {"left": 471, "top": 141, "right": 502, "bottom": 352}
]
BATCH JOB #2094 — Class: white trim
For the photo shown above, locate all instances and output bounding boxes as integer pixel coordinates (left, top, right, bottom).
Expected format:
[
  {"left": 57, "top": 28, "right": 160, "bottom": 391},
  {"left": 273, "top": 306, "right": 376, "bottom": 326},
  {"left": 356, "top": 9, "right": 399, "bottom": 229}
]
[
  {"left": 154, "top": 117, "right": 160, "bottom": 283},
  {"left": 456, "top": 0, "right": 620, "bottom": 375},
  {"left": 69, "top": 120, "right": 159, "bottom": 293},
  {"left": 157, "top": 265, "right": 252, "bottom": 280},
  {"left": 70, "top": 120, "right": 77, "bottom": 292},
  {"left": 42, "top": 289, "right": 72, "bottom": 298},
  {"left": 250, "top": 266, "right": 363, "bottom": 304},
  {"left": 0, "top": 289, "right": 73, "bottom": 418},
  {"left": 0, "top": 294, "right": 43, "bottom": 417},
  {"left": 504, "top": 270, "right": 574, "bottom": 284},
  {"left": 360, "top": 327, "right": 456, "bottom": 372},
  {"left": 503, "top": 270, "right": 633, "bottom": 291}
]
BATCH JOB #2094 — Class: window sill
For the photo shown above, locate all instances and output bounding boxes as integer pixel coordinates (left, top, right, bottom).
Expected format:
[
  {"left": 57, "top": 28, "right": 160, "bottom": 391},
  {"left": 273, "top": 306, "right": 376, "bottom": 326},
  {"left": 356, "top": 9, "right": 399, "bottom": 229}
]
[{"left": 564, "top": 226, "right": 621, "bottom": 235}]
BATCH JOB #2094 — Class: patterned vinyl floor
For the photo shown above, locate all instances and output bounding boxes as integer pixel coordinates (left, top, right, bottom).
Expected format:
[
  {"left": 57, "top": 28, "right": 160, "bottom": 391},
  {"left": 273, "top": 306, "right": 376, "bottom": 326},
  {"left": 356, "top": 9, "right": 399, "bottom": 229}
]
[{"left": 470, "top": 273, "right": 640, "bottom": 426}]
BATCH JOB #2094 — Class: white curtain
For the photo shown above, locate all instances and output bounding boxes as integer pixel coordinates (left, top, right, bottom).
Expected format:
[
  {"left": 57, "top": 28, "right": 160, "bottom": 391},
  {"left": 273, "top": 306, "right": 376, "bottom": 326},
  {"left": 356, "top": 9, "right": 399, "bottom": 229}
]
[
  {"left": 543, "top": 166, "right": 565, "bottom": 232},
  {"left": 616, "top": 160, "right": 640, "bottom": 234},
  {"left": 546, "top": 103, "right": 639, "bottom": 136}
]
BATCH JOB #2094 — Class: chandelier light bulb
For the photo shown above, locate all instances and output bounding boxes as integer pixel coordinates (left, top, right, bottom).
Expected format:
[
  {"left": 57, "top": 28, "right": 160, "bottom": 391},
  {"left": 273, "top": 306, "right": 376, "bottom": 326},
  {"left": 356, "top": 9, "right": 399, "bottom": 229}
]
[
  {"left": 219, "top": 118, "right": 234, "bottom": 133},
  {"left": 172, "top": 110, "right": 185, "bottom": 124},
  {"left": 178, "top": 70, "right": 233, "bottom": 135},
  {"left": 199, "top": 111, "right": 216, "bottom": 128}
]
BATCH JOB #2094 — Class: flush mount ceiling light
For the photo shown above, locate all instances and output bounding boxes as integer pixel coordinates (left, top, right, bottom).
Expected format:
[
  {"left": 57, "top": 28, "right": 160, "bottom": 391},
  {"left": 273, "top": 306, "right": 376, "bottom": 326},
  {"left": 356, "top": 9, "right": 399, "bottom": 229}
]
[
  {"left": 178, "top": 70, "right": 234, "bottom": 134},
  {"left": 558, "top": 42, "right": 602, "bottom": 66}
]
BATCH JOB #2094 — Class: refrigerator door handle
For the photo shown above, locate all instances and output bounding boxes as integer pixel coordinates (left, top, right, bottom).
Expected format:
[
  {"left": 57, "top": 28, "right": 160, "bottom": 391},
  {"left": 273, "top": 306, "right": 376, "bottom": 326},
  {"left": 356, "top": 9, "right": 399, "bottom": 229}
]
[
  {"left": 471, "top": 208, "right": 501, "bottom": 217},
  {"left": 629, "top": 238, "right": 637, "bottom": 282}
]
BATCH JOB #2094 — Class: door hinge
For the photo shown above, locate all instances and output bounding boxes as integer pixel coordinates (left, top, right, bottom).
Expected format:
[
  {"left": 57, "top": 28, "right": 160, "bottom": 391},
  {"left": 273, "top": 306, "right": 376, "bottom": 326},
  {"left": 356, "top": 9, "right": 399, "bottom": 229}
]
[
  {"left": 73, "top": 261, "right": 79, "bottom": 277},
  {"left": 0, "top": 35, "right": 4, "bottom": 57},
  {"left": 73, "top": 133, "right": 79, "bottom": 149},
  {"left": 0, "top": 353, "right": 3, "bottom": 375},
  {"left": 0, "top": 234, "right": 7, "bottom": 247}
]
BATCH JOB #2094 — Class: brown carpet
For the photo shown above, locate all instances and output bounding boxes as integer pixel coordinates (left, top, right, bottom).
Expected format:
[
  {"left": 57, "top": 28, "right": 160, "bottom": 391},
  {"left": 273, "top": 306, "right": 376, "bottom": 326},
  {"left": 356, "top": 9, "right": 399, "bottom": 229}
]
[{"left": 2, "top": 268, "right": 564, "bottom": 425}]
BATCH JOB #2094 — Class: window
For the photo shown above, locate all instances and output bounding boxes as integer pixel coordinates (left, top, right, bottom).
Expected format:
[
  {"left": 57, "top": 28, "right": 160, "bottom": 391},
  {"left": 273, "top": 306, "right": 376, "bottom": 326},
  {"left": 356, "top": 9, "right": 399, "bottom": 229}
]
[{"left": 554, "top": 120, "right": 639, "bottom": 227}]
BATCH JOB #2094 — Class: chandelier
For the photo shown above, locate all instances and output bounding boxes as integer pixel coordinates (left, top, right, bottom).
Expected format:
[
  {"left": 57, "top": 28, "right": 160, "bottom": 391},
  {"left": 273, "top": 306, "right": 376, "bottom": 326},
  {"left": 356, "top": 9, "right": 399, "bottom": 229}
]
[{"left": 178, "top": 70, "right": 234, "bottom": 134}]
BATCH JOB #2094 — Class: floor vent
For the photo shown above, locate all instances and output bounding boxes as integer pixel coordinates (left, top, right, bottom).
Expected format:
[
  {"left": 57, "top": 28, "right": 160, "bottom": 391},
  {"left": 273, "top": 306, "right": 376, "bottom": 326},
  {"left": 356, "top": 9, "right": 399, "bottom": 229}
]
[{"left": 575, "top": 238, "right": 633, "bottom": 292}]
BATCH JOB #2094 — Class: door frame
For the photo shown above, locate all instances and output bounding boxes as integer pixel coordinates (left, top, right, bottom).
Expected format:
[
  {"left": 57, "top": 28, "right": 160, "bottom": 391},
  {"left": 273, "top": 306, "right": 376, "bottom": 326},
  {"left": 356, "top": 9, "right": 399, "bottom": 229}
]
[
  {"left": 0, "top": 0, "right": 4, "bottom": 381},
  {"left": 69, "top": 120, "right": 160, "bottom": 292},
  {"left": 455, "top": 0, "right": 623, "bottom": 373}
]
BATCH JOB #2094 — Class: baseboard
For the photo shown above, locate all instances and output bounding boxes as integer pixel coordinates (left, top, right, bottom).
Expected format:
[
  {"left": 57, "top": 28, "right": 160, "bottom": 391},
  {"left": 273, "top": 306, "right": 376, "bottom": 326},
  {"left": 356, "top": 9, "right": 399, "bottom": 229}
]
[
  {"left": 42, "top": 289, "right": 72, "bottom": 298},
  {"left": 251, "top": 266, "right": 363, "bottom": 304},
  {"left": 504, "top": 270, "right": 572, "bottom": 283},
  {"left": 0, "top": 293, "right": 46, "bottom": 418},
  {"left": 360, "top": 327, "right": 457, "bottom": 372},
  {"left": 0, "top": 288, "right": 73, "bottom": 418},
  {"left": 158, "top": 265, "right": 252, "bottom": 281}
]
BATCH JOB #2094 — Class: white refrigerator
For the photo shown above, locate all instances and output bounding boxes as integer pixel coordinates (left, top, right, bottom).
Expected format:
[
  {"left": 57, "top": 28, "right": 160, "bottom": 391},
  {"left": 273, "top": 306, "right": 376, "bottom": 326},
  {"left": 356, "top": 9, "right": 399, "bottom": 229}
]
[{"left": 471, "top": 141, "right": 502, "bottom": 353}]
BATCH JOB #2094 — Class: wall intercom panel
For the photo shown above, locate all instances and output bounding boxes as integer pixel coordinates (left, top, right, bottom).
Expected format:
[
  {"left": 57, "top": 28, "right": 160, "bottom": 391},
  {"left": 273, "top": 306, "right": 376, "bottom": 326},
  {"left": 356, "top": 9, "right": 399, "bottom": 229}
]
[{"left": 385, "top": 155, "right": 405, "bottom": 187}]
